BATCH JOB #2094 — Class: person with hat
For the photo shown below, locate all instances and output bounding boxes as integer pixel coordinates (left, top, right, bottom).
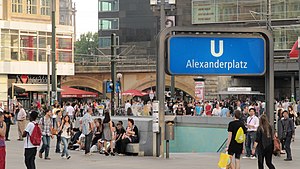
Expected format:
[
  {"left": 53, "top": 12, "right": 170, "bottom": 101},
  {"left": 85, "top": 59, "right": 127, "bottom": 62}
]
[{"left": 119, "top": 118, "right": 139, "bottom": 155}]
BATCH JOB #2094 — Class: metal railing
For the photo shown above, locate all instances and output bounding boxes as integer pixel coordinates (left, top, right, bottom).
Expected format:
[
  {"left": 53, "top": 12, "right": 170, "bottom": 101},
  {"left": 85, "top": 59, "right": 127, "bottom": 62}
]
[{"left": 75, "top": 54, "right": 157, "bottom": 72}]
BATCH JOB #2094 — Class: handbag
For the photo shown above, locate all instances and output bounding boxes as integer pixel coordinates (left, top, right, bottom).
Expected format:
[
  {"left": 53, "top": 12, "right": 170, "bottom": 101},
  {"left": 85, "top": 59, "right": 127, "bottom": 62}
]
[
  {"left": 218, "top": 152, "right": 231, "bottom": 169},
  {"left": 51, "top": 128, "right": 58, "bottom": 135},
  {"left": 273, "top": 135, "right": 281, "bottom": 154}
]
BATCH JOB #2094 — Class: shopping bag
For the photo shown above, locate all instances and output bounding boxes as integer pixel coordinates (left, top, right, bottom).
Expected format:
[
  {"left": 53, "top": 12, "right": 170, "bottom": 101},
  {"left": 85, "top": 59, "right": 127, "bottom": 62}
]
[{"left": 218, "top": 152, "right": 231, "bottom": 168}]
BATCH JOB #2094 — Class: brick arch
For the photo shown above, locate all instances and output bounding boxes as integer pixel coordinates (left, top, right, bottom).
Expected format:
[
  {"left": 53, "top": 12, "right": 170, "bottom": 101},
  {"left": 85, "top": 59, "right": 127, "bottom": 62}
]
[
  {"left": 132, "top": 78, "right": 195, "bottom": 98},
  {"left": 61, "top": 76, "right": 103, "bottom": 93}
]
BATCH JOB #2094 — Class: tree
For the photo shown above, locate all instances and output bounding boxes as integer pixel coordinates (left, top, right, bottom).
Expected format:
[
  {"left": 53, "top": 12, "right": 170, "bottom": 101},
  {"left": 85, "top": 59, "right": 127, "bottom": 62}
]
[{"left": 75, "top": 32, "right": 98, "bottom": 55}]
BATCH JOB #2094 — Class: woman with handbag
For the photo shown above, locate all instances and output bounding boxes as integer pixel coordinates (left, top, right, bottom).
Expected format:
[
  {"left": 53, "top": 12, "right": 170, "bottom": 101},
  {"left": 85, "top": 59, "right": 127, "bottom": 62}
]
[
  {"left": 252, "top": 114, "right": 276, "bottom": 169},
  {"left": 60, "top": 115, "right": 73, "bottom": 159}
]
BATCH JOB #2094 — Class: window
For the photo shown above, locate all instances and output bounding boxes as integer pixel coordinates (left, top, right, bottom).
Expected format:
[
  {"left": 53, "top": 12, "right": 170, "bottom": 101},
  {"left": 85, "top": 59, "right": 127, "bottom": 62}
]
[
  {"left": 99, "top": 0, "right": 119, "bottom": 12},
  {"left": 99, "top": 18, "right": 119, "bottom": 30},
  {"left": 57, "top": 35, "right": 73, "bottom": 62},
  {"left": 12, "top": 0, "right": 23, "bottom": 13},
  {"left": 20, "top": 34, "right": 37, "bottom": 61},
  {"left": 26, "top": 0, "right": 37, "bottom": 14},
  {"left": 40, "top": 0, "right": 50, "bottom": 15},
  {"left": 0, "top": 29, "right": 19, "bottom": 61},
  {"left": 99, "top": 36, "right": 119, "bottom": 48}
]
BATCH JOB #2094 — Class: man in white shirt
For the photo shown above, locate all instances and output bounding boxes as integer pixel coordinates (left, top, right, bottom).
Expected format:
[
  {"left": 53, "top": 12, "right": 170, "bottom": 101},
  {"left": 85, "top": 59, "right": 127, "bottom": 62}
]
[
  {"left": 65, "top": 103, "right": 75, "bottom": 122},
  {"left": 23, "top": 111, "right": 40, "bottom": 169},
  {"left": 17, "top": 105, "right": 27, "bottom": 141},
  {"left": 243, "top": 108, "right": 259, "bottom": 159},
  {"left": 125, "top": 100, "right": 131, "bottom": 114}
]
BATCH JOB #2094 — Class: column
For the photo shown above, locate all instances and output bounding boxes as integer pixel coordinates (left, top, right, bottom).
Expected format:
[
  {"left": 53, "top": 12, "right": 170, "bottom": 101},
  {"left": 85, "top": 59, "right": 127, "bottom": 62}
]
[{"left": 291, "top": 76, "right": 295, "bottom": 101}]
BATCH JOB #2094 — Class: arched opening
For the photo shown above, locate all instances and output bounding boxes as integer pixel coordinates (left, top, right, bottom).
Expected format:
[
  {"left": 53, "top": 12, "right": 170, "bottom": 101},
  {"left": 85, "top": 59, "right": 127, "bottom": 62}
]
[{"left": 141, "top": 86, "right": 194, "bottom": 103}]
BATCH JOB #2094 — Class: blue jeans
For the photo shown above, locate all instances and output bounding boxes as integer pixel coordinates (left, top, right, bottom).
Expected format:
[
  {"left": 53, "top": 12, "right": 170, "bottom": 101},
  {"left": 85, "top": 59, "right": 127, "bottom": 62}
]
[
  {"left": 246, "top": 131, "right": 256, "bottom": 157},
  {"left": 39, "top": 135, "right": 51, "bottom": 158},
  {"left": 61, "top": 137, "right": 70, "bottom": 157}
]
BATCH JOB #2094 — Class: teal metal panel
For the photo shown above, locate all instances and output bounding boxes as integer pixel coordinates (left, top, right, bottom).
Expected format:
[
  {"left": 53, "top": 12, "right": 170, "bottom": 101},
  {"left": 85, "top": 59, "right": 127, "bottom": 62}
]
[{"left": 169, "top": 126, "right": 228, "bottom": 153}]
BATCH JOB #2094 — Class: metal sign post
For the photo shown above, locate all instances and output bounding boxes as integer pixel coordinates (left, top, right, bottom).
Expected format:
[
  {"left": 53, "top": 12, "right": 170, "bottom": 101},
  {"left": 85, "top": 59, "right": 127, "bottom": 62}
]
[{"left": 157, "top": 27, "right": 274, "bottom": 158}]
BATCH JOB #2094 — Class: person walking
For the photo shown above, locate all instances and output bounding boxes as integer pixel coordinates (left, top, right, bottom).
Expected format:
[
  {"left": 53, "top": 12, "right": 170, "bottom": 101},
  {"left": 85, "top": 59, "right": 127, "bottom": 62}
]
[
  {"left": 244, "top": 108, "right": 259, "bottom": 159},
  {"left": 102, "top": 111, "right": 115, "bottom": 156},
  {"left": 23, "top": 111, "right": 40, "bottom": 169},
  {"left": 226, "top": 110, "right": 247, "bottom": 169},
  {"left": 80, "top": 107, "right": 94, "bottom": 155},
  {"left": 17, "top": 105, "right": 27, "bottom": 141},
  {"left": 3, "top": 106, "right": 11, "bottom": 141},
  {"left": 60, "top": 115, "right": 72, "bottom": 159},
  {"left": 281, "top": 110, "right": 295, "bottom": 161},
  {"left": 55, "top": 110, "right": 63, "bottom": 153},
  {"left": 0, "top": 112, "right": 7, "bottom": 169},
  {"left": 252, "top": 114, "right": 276, "bottom": 169},
  {"left": 38, "top": 109, "right": 53, "bottom": 160}
]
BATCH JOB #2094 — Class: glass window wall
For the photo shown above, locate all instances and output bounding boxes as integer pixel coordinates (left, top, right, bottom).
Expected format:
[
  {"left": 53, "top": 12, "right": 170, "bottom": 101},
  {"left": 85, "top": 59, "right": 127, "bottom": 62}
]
[
  {"left": 192, "top": 0, "right": 300, "bottom": 24},
  {"left": 0, "top": 29, "right": 73, "bottom": 62}
]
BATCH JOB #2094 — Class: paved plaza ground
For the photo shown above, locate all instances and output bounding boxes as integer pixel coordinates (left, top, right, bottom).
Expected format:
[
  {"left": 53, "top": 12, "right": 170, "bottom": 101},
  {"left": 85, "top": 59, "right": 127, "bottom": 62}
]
[{"left": 5, "top": 123, "right": 300, "bottom": 169}]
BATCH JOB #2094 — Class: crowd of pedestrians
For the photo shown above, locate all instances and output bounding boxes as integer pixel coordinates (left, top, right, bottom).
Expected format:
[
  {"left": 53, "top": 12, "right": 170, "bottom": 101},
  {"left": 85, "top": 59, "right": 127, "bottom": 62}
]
[
  {"left": 225, "top": 98, "right": 299, "bottom": 169},
  {"left": 1, "top": 97, "right": 299, "bottom": 169}
]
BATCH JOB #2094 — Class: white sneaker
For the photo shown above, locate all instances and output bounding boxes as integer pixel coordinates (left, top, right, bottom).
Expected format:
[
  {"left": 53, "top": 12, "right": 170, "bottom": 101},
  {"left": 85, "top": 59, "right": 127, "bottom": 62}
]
[
  {"left": 242, "top": 156, "right": 250, "bottom": 159},
  {"left": 251, "top": 156, "right": 257, "bottom": 160}
]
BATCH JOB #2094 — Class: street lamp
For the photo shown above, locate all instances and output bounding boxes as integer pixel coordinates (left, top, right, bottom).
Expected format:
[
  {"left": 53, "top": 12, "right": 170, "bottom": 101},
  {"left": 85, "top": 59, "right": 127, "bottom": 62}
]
[{"left": 117, "top": 73, "right": 123, "bottom": 111}]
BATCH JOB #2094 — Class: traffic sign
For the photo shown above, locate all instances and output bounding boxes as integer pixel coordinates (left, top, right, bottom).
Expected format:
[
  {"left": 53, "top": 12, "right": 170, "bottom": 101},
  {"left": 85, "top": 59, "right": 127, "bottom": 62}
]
[{"left": 167, "top": 36, "right": 266, "bottom": 75}]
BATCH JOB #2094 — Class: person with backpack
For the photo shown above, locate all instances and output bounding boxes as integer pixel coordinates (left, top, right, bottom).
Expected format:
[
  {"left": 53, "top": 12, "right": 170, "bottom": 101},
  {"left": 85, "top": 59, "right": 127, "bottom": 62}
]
[
  {"left": 60, "top": 115, "right": 73, "bottom": 159},
  {"left": 226, "top": 110, "right": 247, "bottom": 169},
  {"left": 22, "top": 111, "right": 41, "bottom": 169},
  {"left": 243, "top": 108, "right": 259, "bottom": 159},
  {"left": 251, "top": 114, "right": 276, "bottom": 169},
  {"left": 38, "top": 109, "right": 53, "bottom": 160}
]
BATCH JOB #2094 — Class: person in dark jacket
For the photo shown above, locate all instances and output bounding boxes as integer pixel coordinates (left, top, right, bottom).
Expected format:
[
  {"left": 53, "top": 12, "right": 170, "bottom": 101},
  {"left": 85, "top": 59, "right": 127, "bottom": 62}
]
[
  {"left": 276, "top": 108, "right": 285, "bottom": 154},
  {"left": 252, "top": 114, "right": 275, "bottom": 169},
  {"left": 280, "top": 110, "right": 295, "bottom": 161}
]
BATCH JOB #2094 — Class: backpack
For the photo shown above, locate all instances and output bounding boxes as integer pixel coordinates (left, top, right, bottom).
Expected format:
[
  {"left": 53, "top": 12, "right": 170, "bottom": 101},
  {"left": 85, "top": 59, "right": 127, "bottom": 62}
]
[
  {"left": 29, "top": 122, "right": 42, "bottom": 146},
  {"left": 235, "top": 127, "right": 245, "bottom": 143}
]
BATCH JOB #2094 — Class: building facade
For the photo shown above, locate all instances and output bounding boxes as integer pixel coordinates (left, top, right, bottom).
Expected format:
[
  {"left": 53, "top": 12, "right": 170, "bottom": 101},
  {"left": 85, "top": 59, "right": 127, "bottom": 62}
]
[
  {"left": 96, "top": 0, "right": 300, "bottom": 101},
  {"left": 0, "top": 0, "right": 74, "bottom": 108}
]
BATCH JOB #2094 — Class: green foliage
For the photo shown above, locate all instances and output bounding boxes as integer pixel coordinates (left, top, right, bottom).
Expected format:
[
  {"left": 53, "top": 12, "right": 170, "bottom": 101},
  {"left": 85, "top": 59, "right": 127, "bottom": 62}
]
[{"left": 75, "top": 32, "right": 98, "bottom": 55}]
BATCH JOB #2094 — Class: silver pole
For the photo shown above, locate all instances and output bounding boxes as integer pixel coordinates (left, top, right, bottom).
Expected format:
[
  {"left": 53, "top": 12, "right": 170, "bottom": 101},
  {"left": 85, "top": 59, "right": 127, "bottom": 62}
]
[
  {"left": 157, "top": 0, "right": 166, "bottom": 158},
  {"left": 47, "top": 45, "right": 51, "bottom": 109},
  {"left": 51, "top": 0, "right": 57, "bottom": 105},
  {"left": 266, "top": 0, "right": 274, "bottom": 127}
]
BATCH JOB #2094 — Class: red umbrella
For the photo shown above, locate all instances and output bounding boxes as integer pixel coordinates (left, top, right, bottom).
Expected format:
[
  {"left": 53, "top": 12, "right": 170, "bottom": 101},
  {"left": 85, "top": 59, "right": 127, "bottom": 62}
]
[
  {"left": 122, "top": 89, "right": 146, "bottom": 97},
  {"left": 289, "top": 40, "right": 299, "bottom": 58}
]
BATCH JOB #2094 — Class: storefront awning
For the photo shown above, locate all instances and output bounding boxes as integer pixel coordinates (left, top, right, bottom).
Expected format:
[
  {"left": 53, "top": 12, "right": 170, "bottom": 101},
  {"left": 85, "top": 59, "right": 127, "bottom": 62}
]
[
  {"left": 13, "top": 84, "right": 62, "bottom": 92},
  {"left": 61, "top": 86, "right": 98, "bottom": 98}
]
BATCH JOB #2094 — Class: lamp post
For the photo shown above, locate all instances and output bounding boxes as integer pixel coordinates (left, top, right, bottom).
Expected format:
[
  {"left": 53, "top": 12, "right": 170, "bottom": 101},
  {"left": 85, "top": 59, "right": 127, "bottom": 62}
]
[
  {"left": 117, "top": 73, "right": 123, "bottom": 111},
  {"left": 51, "top": 0, "right": 57, "bottom": 105},
  {"left": 151, "top": 0, "right": 176, "bottom": 158}
]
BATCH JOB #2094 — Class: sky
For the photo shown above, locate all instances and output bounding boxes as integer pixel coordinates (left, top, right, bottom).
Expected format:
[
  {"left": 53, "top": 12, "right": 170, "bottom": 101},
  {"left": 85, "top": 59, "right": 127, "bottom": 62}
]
[{"left": 73, "top": 0, "right": 98, "bottom": 39}]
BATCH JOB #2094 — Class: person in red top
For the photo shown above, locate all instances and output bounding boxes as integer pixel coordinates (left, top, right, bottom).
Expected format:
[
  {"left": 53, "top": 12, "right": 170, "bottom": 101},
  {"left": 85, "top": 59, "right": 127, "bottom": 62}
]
[
  {"left": 204, "top": 101, "right": 212, "bottom": 116},
  {"left": 0, "top": 112, "right": 7, "bottom": 169}
]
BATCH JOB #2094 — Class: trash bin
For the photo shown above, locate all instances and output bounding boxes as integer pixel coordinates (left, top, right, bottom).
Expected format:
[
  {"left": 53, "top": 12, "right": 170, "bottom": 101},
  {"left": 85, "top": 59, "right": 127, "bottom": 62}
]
[{"left": 165, "top": 121, "right": 174, "bottom": 140}]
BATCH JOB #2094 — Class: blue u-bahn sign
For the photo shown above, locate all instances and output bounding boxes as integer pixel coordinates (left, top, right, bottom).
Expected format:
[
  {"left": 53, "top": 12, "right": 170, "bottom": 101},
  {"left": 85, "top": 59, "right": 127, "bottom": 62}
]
[{"left": 167, "top": 36, "right": 266, "bottom": 75}]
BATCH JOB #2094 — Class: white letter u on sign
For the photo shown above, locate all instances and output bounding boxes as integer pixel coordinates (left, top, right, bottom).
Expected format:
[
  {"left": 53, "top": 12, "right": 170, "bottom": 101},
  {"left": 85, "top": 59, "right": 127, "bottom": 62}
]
[{"left": 210, "top": 40, "right": 224, "bottom": 57}]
